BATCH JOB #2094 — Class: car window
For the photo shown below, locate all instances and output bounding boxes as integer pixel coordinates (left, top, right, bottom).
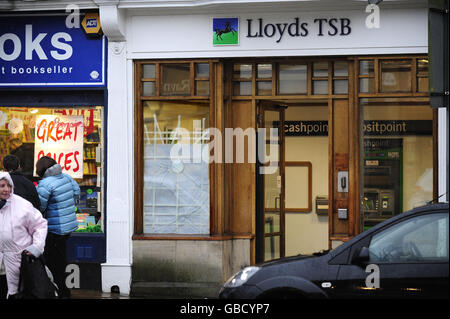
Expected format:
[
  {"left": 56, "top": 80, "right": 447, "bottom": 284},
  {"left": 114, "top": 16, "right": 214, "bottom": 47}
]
[{"left": 369, "top": 213, "right": 449, "bottom": 263}]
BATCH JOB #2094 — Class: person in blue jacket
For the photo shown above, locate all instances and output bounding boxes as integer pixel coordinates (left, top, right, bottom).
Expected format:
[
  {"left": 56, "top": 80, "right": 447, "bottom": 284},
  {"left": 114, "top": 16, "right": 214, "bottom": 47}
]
[{"left": 36, "top": 156, "right": 80, "bottom": 298}]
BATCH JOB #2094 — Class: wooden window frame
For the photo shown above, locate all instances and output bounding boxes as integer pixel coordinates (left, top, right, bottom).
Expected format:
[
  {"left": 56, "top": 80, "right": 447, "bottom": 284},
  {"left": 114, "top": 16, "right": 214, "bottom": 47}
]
[
  {"left": 355, "top": 54, "right": 437, "bottom": 234},
  {"left": 230, "top": 57, "right": 349, "bottom": 100},
  {"left": 284, "top": 161, "right": 313, "bottom": 213},
  {"left": 357, "top": 56, "right": 429, "bottom": 98},
  {"left": 134, "top": 59, "right": 220, "bottom": 239}
]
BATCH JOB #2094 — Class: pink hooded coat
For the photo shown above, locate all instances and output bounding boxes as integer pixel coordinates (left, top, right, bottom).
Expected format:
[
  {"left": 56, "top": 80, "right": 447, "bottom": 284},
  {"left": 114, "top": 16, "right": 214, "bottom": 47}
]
[{"left": 0, "top": 172, "right": 47, "bottom": 296}]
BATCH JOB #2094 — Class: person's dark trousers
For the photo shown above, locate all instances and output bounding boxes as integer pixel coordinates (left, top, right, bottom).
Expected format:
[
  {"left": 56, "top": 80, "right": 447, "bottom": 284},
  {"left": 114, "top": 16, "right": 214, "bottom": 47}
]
[
  {"left": 0, "top": 275, "right": 7, "bottom": 299},
  {"left": 44, "top": 232, "right": 71, "bottom": 298}
]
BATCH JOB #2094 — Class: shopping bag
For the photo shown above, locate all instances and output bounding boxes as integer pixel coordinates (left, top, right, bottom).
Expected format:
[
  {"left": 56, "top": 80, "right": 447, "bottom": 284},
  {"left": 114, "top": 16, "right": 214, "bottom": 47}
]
[{"left": 17, "top": 251, "right": 59, "bottom": 299}]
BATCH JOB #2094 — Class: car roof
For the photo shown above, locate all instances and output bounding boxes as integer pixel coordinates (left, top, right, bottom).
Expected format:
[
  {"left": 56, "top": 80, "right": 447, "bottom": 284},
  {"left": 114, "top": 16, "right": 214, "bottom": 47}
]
[{"left": 329, "top": 202, "right": 449, "bottom": 258}]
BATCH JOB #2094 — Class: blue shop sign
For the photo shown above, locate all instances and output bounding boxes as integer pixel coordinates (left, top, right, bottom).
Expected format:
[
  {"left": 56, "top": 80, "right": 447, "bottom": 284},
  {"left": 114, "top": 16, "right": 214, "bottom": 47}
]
[{"left": 0, "top": 14, "right": 106, "bottom": 87}]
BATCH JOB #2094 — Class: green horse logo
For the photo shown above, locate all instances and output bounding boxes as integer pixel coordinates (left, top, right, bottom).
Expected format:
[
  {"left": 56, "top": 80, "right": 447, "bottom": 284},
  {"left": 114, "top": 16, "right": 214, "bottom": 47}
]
[{"left": 213, "top": 18, "right": 239, "bottom": 45}]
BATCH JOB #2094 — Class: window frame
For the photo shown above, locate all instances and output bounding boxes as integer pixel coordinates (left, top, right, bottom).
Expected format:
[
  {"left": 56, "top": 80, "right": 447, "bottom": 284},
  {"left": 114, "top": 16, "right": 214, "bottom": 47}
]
[
  {"left": 356, "top": 55, "right": 437, "bottom": 234},
  {"left": 134, "top": 59, "right": 218, "bottom": 238},
  {"left": 230, "top": 58, "right": 349, "bottom": 99},
  {"left": 357, "top": 56, "right": 429, "bottom": 98}
]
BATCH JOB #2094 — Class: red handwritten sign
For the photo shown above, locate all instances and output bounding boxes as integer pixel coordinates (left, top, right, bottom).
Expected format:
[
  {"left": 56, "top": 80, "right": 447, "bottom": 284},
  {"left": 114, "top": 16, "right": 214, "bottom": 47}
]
[
  {"left": 34, "top": 115, "right": 84, "bottom": 178},
  {"left": 54, "top": 109, "right": 95, "bottom": 136}
]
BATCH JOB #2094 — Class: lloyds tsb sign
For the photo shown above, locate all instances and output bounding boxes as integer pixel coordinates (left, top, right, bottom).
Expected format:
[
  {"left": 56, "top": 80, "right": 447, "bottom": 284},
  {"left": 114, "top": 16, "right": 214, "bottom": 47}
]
[{"left": 246, "top": 17, "right": 352, "bottom": 43}]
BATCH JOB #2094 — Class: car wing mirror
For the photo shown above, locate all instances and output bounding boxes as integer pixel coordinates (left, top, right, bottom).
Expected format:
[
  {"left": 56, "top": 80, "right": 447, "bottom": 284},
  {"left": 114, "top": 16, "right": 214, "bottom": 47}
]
[{"left": 351, "top": 246, "right": 370, "bottom": 265}]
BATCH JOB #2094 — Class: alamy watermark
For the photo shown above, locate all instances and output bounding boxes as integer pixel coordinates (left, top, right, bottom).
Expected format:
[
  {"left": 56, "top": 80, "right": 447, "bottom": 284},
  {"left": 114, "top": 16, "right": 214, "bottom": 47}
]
[
  {"left": 365, "top": 3, "right": 381, "bottom": 29},
  {"left": 150, "top": 121, "right": 279, "bottom": 175},
  {"left": 365, "top": 264, "right": 380, "bottom": 289}
]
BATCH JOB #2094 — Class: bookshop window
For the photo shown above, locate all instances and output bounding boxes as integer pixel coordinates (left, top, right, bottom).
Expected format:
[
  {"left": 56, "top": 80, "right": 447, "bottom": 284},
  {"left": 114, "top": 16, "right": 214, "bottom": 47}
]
[
  {"left": 0, "top": 106, "right": 104, "bottom": 233},
  {"left": 142, "top": 101, "right": 210, "bottom": 234}
]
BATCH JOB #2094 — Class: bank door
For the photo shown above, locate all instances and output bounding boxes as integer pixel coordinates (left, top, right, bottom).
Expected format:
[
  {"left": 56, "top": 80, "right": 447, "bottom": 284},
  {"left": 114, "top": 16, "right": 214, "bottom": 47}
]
[{"left": 256, "top": 104, "right": 285, "bottom": 262}]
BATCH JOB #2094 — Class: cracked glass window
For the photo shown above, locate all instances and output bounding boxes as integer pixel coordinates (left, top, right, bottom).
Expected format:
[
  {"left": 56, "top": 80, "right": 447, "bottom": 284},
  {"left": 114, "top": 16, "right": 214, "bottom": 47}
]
[{"left": 143, "top": 101, "right": 210, "bottom": 234}]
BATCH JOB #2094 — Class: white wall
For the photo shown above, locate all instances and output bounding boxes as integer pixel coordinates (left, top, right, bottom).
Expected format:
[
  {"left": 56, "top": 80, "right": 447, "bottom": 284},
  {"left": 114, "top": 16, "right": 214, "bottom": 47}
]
[
  {"left": 284, "top": 106, "right": 329, "bottom": 256},
  {"left": 127, "top": 7, "right": 427, "bottom": 59}
]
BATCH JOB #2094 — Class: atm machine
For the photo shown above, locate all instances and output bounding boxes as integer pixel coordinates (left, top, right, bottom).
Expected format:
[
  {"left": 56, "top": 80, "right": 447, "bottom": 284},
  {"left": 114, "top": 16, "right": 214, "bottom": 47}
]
[{"left": 362, "top": 139, "right": 402, "bottom": 230}]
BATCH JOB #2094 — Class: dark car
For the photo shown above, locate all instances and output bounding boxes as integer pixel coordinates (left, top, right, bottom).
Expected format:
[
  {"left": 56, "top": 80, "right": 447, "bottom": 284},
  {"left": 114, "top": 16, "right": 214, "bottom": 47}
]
[{"left": 219, "top": 203, "right": 449, "bottom": 299}]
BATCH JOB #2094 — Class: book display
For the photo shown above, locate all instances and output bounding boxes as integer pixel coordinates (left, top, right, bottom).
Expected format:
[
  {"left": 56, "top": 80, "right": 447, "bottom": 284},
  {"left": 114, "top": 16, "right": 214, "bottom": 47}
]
[{"left": 0, "top": 106, "right": 104, "bottom": 233}]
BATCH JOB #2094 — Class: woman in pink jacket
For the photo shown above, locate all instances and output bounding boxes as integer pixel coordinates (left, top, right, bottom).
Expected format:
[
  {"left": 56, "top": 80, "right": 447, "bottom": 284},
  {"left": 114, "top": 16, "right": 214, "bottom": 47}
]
[{"left": 0, "top": 171, "right": 47, "bottom": 298}]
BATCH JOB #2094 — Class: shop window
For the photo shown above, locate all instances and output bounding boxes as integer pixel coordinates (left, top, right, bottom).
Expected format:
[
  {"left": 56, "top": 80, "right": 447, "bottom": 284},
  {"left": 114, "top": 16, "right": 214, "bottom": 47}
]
[
  {"left": 143, "top": 64, "right": 156, "bottom": 78},
  {"left": 195, "top": 63, "right": 210, "bottom": 96},
  {"left": 333, "top": 61, "right": 348, "bottom": 94},
  {"left": 312, "top": 61, "right": 329, "bottom": 95},
  {"left": 142, "top": 64, "right": 156, "bottom": 96},
  {"left": 0, "top": 106, "right": 104, "bottom": 233},
  {"left": 360, "top": 97, "right": 433, "bottom": 231},
  {"left": 359, "top": 60, "right": 375, "bottom": 93},
  {"left": 416, "top": 59, "right": 429, "bottom": 93},
  {"left": 313, "top": 61, "right": 328, "bottom": 77},
  {"left": 333, "top": 61, "right": 349, "bottom": 77},
  {"left": 358, "top": 57, "right": 428, "bottom": 95},
  {"left": 136, "top": 60, "right": 213, "bottom": 235},
  {"left": 256, "top": 64, "right": 273, "bottom": 96},
  {"left": 140, "top": 62, "right": 211, "bottom": 98},
  {"left": 313, "top": 80, "right": 328, "bottom": 95},
  {"left": 232, "top": 63, "right": 252, "bottom": 96},
  {"left": 142, "top": 101, "right": 210, "bottom": 234},
  {"left": 278, "top": 64, "right": 307, "bottom": 94},
  {"left": 161, "top": 63, "right": 191, "bottom": 96},
  {"left": 230, "top": 59, "right": 349, "bottom": 98},
  {"left": 380, "top": 60, "right": 412, "bottom": 93}
]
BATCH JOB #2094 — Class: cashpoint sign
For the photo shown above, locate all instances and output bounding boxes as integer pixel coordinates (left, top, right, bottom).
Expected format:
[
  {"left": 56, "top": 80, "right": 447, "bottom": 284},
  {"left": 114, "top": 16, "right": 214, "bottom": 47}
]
[{"left": 82, "top": 13, "right": 102, "bottom": 35}]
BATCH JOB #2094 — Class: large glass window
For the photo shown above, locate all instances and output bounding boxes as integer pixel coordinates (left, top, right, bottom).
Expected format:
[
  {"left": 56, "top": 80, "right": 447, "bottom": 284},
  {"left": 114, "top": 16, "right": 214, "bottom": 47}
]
[
  {"left": 137, "top": 60, "right": 213, "bottom": 235},
  {"left": 278, "top": 64, "right": 307, "bottom": 94},
  {"left": 380, "top": 60, "right": 412, "bottom": 93},
  {"left": 138, "top": 60, "right": 212, "bottom": 235},
  {"left": 360, "top": 97, "right": 433, "bottom": 230},
  {"left": 161, "top": 64, "right": 190, "bottom": 96},
  {"left": 142, "top": 101, "right": 210, "bottom": 234},
  {"left": 358, "top": 56, "right": 431, "bottom": 231},
  {"left": 0, "top": 106, "right": 104, "bottom": 233},
  {"left": 231, "top": 60, "right": 348, "bottom": 97}
]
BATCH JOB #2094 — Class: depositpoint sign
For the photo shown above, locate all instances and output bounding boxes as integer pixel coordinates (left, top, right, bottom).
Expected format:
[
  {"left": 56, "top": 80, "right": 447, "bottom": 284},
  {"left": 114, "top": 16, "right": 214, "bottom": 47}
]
[{"left": 0, "top": 14, "right": 106, "bottom": 87}]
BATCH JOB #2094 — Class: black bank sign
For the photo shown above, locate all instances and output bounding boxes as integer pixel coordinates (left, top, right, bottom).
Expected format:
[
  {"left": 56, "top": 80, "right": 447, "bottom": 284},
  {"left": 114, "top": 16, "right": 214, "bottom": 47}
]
[
  {"left": 283, "top": 120, "right": 432, "bottom": 136},
  {"left": 246, "top": 17, "right": 351, "bottom": 43}
]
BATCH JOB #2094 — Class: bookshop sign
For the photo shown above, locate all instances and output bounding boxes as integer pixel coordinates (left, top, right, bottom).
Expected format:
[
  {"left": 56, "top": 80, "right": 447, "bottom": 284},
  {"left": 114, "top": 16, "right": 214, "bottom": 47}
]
[{"left": 0, "top": 15, "right": 106, "bottom": 87}]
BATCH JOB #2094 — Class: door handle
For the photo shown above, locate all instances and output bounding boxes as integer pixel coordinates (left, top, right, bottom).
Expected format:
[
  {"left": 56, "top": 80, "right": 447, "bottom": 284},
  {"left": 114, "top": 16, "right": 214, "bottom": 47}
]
[
  {"left": 341, "top": 176, "right": 346, "bottom": 189},
  {"left": 337, "top": 171, "right": 348, "bottom": 192}
]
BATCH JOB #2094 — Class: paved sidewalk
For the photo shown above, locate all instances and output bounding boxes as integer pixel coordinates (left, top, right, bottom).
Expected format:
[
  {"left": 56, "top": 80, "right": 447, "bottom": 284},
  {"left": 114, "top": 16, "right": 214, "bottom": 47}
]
[{"left": 70, "top": 289, "right": 130, "bottom": 299}]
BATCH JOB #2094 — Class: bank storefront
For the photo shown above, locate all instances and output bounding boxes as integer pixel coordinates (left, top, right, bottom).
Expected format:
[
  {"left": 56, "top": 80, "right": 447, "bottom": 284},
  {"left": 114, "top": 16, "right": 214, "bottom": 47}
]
[
  {"left": 126, "top": 1, "right": 439, "bottom": 297},
  {"left": 3, "top": 0, "right": 443, "bottom": 298}
]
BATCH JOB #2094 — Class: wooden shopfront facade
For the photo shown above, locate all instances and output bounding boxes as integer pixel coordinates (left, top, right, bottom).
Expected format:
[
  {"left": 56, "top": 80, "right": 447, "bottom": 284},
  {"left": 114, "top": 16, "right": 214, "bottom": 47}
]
[
  {"left": 133, "top": 55, "right": 436, "bottom": 270},
  {"left": 125, "top": 1, "right": 440, "bottom": 297},
  {"left": 7, "top": 0, "right": 442, "bottom": 298}
]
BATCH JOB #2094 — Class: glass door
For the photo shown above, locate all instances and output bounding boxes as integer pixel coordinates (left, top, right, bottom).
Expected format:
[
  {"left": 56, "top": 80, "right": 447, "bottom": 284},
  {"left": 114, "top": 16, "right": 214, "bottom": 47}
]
[{"left": 256, "top": 103, "right": 285, "bottom": 262}]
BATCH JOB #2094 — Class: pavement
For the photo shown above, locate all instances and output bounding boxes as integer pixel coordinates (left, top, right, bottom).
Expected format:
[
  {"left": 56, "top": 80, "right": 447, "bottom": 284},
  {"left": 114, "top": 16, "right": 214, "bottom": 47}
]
[{"left": 70, "top": 289, "right": 131, "bottom": 299}]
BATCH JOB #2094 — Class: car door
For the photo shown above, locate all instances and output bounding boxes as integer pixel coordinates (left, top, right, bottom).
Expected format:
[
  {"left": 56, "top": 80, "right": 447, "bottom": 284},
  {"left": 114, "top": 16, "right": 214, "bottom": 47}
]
[{"left": 332, "top": 211, "right": 449, "bottom": 298}]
